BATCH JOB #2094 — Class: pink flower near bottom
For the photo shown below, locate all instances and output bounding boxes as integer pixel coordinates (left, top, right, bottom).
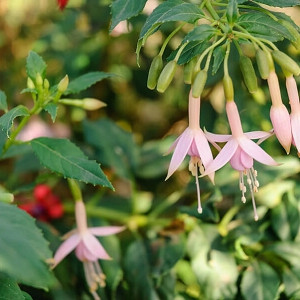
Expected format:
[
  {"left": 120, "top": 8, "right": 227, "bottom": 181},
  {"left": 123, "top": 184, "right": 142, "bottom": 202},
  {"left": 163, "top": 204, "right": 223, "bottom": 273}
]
[
  {"left": 52, "top": 201, "right": 124, "bottom": 299},
  {"left": 204, "top": 101, "right": 277, "bottom": 220}
]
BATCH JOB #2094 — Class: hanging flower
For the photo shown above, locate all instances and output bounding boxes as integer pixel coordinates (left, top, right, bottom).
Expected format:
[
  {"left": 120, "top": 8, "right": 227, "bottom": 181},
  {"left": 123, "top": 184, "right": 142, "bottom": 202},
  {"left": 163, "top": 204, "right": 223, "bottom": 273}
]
[
  {"left": 52, "top": 201, "right": 124, "bottom": 300},
  {"left": 57, "top": 0, "right": 69, "bottom": 10},
  {"left": 166, "top": 90, "right": 214, "bottom": 213},
  {"left": 204, "top": 101, "right": 277, "bottom": 220}
]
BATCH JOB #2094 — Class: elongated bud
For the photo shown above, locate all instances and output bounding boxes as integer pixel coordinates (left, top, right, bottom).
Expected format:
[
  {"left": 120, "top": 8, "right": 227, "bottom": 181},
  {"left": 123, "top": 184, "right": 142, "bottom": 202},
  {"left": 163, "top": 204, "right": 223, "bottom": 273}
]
[
  {"left": 156, "top": 60, "right": 177, "bottom": 93},
  {"left": 58, "top": 75, "right": 69, "bottom": 93},
  {"left": 192, "top": 70, "right": 207, "bottom": 97},
  {"left": 272, "top": 50, "right": 300, "bottom": 76},
  {"left": 59, "top": 98, "right": 107, "bottom": 110},
  {"left": 27, "top": 77, "right": 35, "bottom": 89},
  {"left": 184, "top": 57, "right": 197, "bottom": 84},
  {"left": 278, "top": 20, "right": 300, "bottom": 51},
  {"left": 36, "top": 73, "right": 43, "bottom": 87},
  {"left": 147, "top": 55, "right": 163, "bottom": 90},
  {"left": 0, "top": 193, "right": 14, "bottom": 203},
  {"left": 223, "top": 74, "right": 234, "bottom": 101},
  {"left": 256, "top": 49, "right": 270, "bottom": 79},
  {"left": 239, "top": 55, "right": 257, "bottom": 93},
  {"left": 44, "top": 79, "right": 50, "bottom": 90}
]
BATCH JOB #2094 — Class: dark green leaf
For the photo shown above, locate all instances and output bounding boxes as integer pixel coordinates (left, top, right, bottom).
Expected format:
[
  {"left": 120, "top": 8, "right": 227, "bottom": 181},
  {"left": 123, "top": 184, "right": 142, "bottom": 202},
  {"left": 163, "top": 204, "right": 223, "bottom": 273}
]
[
  {"left": 0, "top": 90, "right": 7, "bottom": 112},
  {"left": 31, "top": 137, "right": 113, "bottom": 188},
  {"left": 227, "top": 0, "right": 238, "bottom": 24},
  {"left": 0, "top": 273, "right": 25, "bottom": 300},
  {"left": 237, "top": 12, "right": 294, "bottom": 42},
  {"left": 212, "top": 46, "right": 226, "bottom": 75},
  {"left": 282, "top": 267, "right": 300, "bottom": 297},
  {"left": 251, "top": 0, "right": 300, "bottom": 7},
  {"left": 0, "top": 129, "right": 7, "bottom": 156},
  {"left": 241, "top": 261, "right": 280, "bottom": 300},
  {"left": 26, "top": 51, "right": 47, "bottom": 81},
  {"left": 266, "top": 242, "right": 300, "bottom": 266},
  {"left": 83, "top": 119, "right": 137, "bottom": 178},
  {"left": 44, "top": 103, "right": 58, "bottom": 122},
  {"left": 182, "top": 24, "right": 217, "bottom": 43},
  {"left": 110, "top": 0, "right": 147, "bottom": 31},
  {"left": 0, "top": 105, "right": 30, "bottom": 138},
  {"left": 64, "top": 72, "right": 115, "bottom": 95},
  {"left": 0, "top": 203, "right": 54, "bottom": 289}
]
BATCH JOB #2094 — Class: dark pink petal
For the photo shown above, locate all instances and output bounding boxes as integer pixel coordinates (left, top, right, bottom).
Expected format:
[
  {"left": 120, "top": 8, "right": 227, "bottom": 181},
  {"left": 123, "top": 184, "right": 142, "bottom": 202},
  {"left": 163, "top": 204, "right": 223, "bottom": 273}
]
[
  {"left": 82, "top": 233, "right": 111, "bottom": 260},
  {"left": 240, "top": 149, "right": 253, "bottom": 169},
  {"left": 89, "top": 226, "right": 125, "bottom": 236},
  {"left": 53, "top": 233, "right": 81, "bottom": 267},
  {"left": 238, "top": 137, "right": 277, "bottom": 166},
  {"left": 230, "top": 147, "right": 244, "bottom": 171},
  {"left": 165, "top": 129, "right": 193, "bottom": 180}
]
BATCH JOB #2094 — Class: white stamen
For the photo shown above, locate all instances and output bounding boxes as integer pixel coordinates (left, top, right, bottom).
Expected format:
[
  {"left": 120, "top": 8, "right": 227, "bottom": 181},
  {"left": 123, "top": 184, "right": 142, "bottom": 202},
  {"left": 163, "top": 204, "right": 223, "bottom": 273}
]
[{"left": 195, "top": 164, "right": 202, "bottom": 214}]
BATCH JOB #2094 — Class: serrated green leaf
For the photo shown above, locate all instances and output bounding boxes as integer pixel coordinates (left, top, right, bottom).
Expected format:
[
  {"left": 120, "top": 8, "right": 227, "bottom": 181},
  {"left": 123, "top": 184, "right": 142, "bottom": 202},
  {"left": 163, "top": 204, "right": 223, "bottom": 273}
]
[
  {"left": 212, "top": 46, "right": 226, "bottom": 75},
  {"left": 237, "top": 12, "right": 294, "bottom": 42},
  {"left": 0, "top": 203, "right": 54, "bottom": 289},
  {"left": 31, "top": 137, "right": 113, "bottom": 188},
  {"left": 44, "top": 103, "right": 58, "bottom": 122},
  {"left": 0, "top": 105, "right": 30, "bottom": 138},
  {"left": 0, "top": 90, "right": 7, "bottom": 112},
  {"left": 137, "top": 0, "right": 203, "bottom": 60},
  {"left": 227, "top": 0, "right": 238, "bottom": 24},
  {"left": 252, "top": 0, "right": 300, "bottom": 7},
  {"left": 241, "top": 261, "right": 280, "bottom": 300},
  {"left": 282, "top": 267, "right": 300, "bottom": 297},
  {"left": 26, "top": 51, "right": 47, "bottom": 81},
  {"left": 64, "top": 72, "right": 115, "bottom": 95},
  {"left": 182, "top": 24, "right": 217, "bottom": 43},
  {"left": 20, "top": 88, "right": 38, "bottom": 95},
  {"left": 0, "top": 273, "right": 26, "bottom": 300},
  {"left": 110, "top": 0, "right": 147, "bottom": 31}
]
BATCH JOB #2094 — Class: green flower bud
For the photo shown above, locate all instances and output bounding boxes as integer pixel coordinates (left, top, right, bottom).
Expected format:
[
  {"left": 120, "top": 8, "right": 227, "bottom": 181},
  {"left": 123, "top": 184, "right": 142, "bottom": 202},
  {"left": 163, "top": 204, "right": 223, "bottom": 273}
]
[
  {"left": 0, "top": 192, "right": 14, "bottom": 203},
  {"left": 147, "top": 55, "right": 163, "bottom": 90},
  {"left": 239, "top": 55, "right": 258, "bottom": 93},
  {"left": 58, "top": 75, "right": 69, "bottom": 93},
  {"left": 44, "top": 78, "right": 50, "bottom": 90},
  {"left": 256, "top": 49, "right": 270, "bottom": 79},
  {"left": 59, "top": 98, "right": 107, "bottom": 110},
  {"left": 184, "top": 57, "right": 197, "bottom": 84},
  {"left": 192, "top": 70, "right": 207, "bottom": 98},
  {"left": 223, "top": 74, "right": 234, "bottom": 101},
  {"left": 35, "top": 73, "right": 43, "bottom": 87},
  {"left": 27, "top": 77, "right": 35, "bottom": 89},
  {"left": 278, "top": 20, "right": 300, "bottom": 51},
  {"left": 156, "top": 60, "right": 177, "bottom": 93},
  {"left": 272, "top": 50, "right": 300, "bottom": 76}
]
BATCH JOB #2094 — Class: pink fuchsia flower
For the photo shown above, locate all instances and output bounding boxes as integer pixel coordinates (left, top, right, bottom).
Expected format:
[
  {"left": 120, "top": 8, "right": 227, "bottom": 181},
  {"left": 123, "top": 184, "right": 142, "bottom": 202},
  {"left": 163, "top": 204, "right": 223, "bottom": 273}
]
[
  {"left": 204, "top": 101, "right": 277, "bottom": 221},
  {"left": 166, "top": 90, "right": 214, "bottom": 214},
  {"left": 267, "top": 70, "right": 292, "bottom": 153},
  {"left": 286, "top": 75, "right": 300, "bottom": 155},
  {"left": 52, "top": 201, "right": 124, "bottom": 300}
]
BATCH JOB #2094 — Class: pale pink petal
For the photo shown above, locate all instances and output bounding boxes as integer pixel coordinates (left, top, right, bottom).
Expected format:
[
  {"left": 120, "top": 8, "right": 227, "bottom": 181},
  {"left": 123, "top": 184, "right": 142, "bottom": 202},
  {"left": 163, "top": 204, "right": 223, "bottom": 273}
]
[
  {"left": 230, "top": 147, "right": 244, "bottom": 171},
  {"left": 202, "top": 139, "right": 238, "bottom": 175},
  {"left": 53, "top": 233, "right": 81, "bottom": 267},
  {"left": 89, "top": 226, "right": 125, "bottom": 236},
  {"left": 238, "top": 137, "right": 278, "bottom": 166},
  {"left": 205, "top": 131, "right": 231, "bottom": 143},
  {"left": 244, "top": 131, "right": 272, "bottom": 140},
  {"left": 75, "top": 241, "right": 99, "bottom": 262},
  {"left": 291, "top": 113, "right": 300, "bottom": 152},
  {"left": 240, "top": 149, "right": 253, "bottom": 169},
  {"left": 164, "top": 135, "right": 181, "bottom": 155},
  {"left": 82, "top": 233, "right": 111, "bottom": 260},
  {"left": 165, "top": 129, "right": 193, "bottom": 180}
]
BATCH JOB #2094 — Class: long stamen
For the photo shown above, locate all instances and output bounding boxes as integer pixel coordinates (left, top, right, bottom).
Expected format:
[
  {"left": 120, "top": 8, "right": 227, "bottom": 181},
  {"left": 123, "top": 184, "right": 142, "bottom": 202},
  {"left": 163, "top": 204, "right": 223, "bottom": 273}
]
[
  {"left": 195, "top": 165, "right": 202, "bottom": 213},
  {"left": 246, "top": 170, "right": 259, "bottom": 221}
]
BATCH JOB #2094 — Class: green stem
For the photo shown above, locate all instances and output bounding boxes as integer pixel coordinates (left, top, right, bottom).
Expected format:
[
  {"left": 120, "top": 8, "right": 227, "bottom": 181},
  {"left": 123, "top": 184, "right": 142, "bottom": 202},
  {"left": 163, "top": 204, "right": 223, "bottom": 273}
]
[
  {"left": 238, "top": 5, "right": 278, "bottom": 21},
  {"left": 224, "top": 42, "right": 231, "bottom": 76},
  {"left": 174, "top": 42, "right": 188, "bottom": 62},
  {"left": 68, "top": 179, "right": 83, "bottom": 202},
  {"left": 218, "top": 205, "right": 240, "bottom": 236}
]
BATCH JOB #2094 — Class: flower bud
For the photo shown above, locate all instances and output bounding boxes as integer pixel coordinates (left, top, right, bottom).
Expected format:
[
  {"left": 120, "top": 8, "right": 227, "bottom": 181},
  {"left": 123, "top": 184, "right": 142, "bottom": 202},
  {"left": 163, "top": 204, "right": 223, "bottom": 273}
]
[
  {"left": 156, "top": 60, "right": 177, "bottom": 93},
  {"left": 58, "top": 75, "right": 69, "bottom": 93},
  {"left": 44, "top": 79, "right": 50, "bottom": 90},
  {"left": 184, "top": 57, "right": 197, "bottom": 84},
  {"left": 27, "top": 77, "right": 35, "bottom": 89},
  {"left": 35, "top": 73, "right": 43, "bottom": 87},
  {"left": 278, "top": 20, "right": 300, "bottom": 51},
  {"left": 256, "top": 49, "right": 270, "bottom": 79},
  {"left": 59, "top": 98, "right": 106, "bottom": 110},
  {"left": 239, "top": 55, "right": 257, "bottom": 93},
  {"left": 0, "top": 192, "right": 14, "bottom": 203},
  {"left": 223, "top": 74, "right": 234, "bottom": 101},
  {"left": 192, "top": 70, "right": 207, "bottom": 98},
  {"left": 147, "top": 55, "right": 163, "bottom": 90},
  {"left": 272, "top": 50, "right": 300, "bottom": 76}
]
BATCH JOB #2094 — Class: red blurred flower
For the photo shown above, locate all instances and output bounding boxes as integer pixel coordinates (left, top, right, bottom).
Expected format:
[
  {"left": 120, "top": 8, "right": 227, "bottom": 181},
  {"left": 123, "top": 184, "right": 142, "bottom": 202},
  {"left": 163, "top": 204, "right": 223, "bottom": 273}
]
[
  {"left": 19, "top": 184, "right": 64, "bottom": 221},
  {"left": 57, "top": 0, "right": 69, "bottom": 10}
]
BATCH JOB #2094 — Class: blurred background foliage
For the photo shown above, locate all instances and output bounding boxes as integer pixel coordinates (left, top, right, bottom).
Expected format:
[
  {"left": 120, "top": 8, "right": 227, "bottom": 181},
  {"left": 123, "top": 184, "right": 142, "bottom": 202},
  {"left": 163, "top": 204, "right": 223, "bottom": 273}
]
[{"left": 0, "top": 0, "right": 300, "bottom": 299}]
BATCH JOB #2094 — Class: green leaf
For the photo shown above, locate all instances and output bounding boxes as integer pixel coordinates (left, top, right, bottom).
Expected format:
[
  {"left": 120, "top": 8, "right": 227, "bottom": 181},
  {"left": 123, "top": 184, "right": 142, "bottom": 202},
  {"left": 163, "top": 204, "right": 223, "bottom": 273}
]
[
  {"left": 0, "top": 105, "right": 30, "bottom": 138},
  {"left": 0, "top": 273, "right": 26, "bottom": 300},
  {"left": 251, "top": 0, "right": 300, "bottom": 7},
  {"left": 64, "top": 72, "right": 115, "bottom": 95},
  {"left": 237, "top": 12, "right": 294, "bottom": 42},
  {"left": 0, "top": 203, "right": 54, "bottom": 289},
  {"left": 0, "top": 90, "right": 7, "bottom": 112},
  {"left": 282, "top": 267, "right": 300, "bottom": 297},
  {"left": 26, "top": 51, "right": 47, "bottom": 81},
  {"left": 137, "top": 0, "right": 203, "bottom": 60},
  {"left": 83, "top": 119, "right": 137, "bottom": 178},
  {"left": 241, "top": 261, "right": 280, "bottom": 300},
  {"left": 226, "top": 0, "right": 238, "bottom": 24},
  {"left": 110, "top": 0, "right": 147, "bottom": 31},
  {"left": 31, "top": 137, "right": 113, "bottom": 188},
  {"left": 20, "top": 88, "right": 38, "bottom": 95},
  {"left": 44, "top": 103, "right": 58, "bottom": 122},
  {"left": 212, "top": 46, "right": 226, "bottom": 75},
  {"left": 266, "top": 242, "right": 300, "bottom": 266},
  {"left": 182, "top": 24, "right": 217, "bottom": 43}
]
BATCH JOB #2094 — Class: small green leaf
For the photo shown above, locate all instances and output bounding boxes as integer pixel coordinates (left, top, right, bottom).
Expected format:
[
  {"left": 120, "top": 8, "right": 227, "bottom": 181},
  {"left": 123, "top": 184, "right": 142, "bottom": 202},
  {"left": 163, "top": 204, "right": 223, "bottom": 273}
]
[
  {"left": 0, "top": 273, "right": 25, "bottom": 300},
  {"left": 182, "top": 24, "right": 217, "bottom": 43},
  {"left": 226, "top": 0, "right": 238, "bottom": 24},
  {"left": 0, "top": 90, "right": 8, "bottom": 112},
  {"left": 0, "top": 203, "right": 55, "bottom": 289},
  {"left": 212, "top": 46, "right": 226, "bottom": 75},
  {"left": 31, "top": 137, "right": 113, "bottom": 188},
  {"left": 110, "top": 0, "right": 147, "bottom": 31},
  {"left": 26, "top": 51, "right": 47, "bottom": 81},
  {"left": 0, "top": 105, "right": 30, "bottom": 138},
  {"left": 44, "top": 103, "right": 58, "bottom": 122},
  {"left": 241, "top": 261, "right": 280, "bottom": 300},
  {"left": 252, "top": 0, "right": 300, "bottom": 7},
  {"left": 64, "top": 72, "right": 115, "bottom": 95}
]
